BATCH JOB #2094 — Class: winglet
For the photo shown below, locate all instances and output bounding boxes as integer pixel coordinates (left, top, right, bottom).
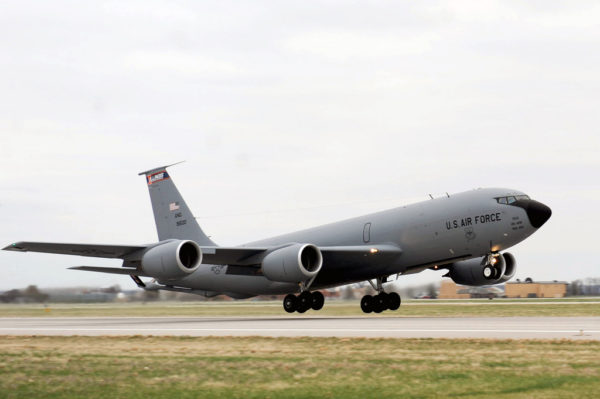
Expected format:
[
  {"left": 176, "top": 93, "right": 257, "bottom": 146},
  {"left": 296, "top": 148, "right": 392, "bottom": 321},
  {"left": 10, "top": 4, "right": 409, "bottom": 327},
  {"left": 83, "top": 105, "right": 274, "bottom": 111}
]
[{"left": 138, "top": 161, "right": 185, "bottom": 176}]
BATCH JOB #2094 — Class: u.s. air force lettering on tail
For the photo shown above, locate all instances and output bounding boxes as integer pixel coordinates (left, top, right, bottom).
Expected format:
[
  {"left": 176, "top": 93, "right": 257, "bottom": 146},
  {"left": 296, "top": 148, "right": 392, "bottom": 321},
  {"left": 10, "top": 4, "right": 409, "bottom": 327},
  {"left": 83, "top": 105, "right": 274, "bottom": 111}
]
[{"left": 446, "top": 212, "right": 502, "bottom": 230}]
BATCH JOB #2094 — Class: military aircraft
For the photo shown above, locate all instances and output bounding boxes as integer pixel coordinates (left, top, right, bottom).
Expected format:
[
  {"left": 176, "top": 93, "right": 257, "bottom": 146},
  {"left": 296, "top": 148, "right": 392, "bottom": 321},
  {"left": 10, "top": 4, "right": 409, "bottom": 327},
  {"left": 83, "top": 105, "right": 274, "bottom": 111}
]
[{"left": 4, "top": 164, "right": 551, "bottom": 313}]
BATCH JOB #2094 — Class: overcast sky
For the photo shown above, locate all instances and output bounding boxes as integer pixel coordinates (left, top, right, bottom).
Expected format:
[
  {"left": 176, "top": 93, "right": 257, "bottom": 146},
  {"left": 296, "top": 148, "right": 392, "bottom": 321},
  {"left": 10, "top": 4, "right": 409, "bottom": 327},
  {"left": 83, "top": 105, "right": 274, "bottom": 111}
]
[{"left": 1, "top": 1, "right": 599, "bottom": 291}]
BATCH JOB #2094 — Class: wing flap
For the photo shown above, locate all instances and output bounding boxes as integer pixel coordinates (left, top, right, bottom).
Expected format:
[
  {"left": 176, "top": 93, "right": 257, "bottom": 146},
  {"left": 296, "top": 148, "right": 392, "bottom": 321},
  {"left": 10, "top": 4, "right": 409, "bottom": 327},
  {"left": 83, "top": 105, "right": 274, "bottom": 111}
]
[
  {"left": 3, "top": 242, "right": 146, "bottom": 259},
  {"left": 69, "top": 266, "right": 151, "bottom": 277}
]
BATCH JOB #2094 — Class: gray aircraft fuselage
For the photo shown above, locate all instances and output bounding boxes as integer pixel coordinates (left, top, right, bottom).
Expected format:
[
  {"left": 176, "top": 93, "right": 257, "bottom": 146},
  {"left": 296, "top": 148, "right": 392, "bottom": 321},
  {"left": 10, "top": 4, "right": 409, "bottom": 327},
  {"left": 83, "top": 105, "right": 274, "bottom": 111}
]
[{"left": 173, "top": 188, "right": 547, "bottom": 297}]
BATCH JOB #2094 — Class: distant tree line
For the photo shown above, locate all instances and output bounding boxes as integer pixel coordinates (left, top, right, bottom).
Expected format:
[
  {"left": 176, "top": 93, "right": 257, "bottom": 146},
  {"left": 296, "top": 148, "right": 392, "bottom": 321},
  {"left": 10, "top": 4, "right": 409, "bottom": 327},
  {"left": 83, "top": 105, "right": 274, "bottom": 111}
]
[
  {"left": 568, "top": 278, "right": 600, "bottom": 296},
  {"left": 0, "top": 285, "right": 49, "bottom": 303}
]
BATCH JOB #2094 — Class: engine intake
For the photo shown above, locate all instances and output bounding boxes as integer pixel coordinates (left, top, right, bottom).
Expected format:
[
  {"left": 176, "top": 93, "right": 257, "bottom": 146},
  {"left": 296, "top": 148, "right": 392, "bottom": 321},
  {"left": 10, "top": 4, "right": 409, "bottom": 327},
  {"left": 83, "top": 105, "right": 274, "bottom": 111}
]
[
  {"left": 262, "top": 243, "right": 323, "bottom": 283},
  {"left": 498, "top": 252, "right": 516, "bottom": 283},
  {"left": 141, "top": 240, "right": 202, "bottom": 281},
  {"left": 448, "top": 252, "right": 516, "bottom": 286}
]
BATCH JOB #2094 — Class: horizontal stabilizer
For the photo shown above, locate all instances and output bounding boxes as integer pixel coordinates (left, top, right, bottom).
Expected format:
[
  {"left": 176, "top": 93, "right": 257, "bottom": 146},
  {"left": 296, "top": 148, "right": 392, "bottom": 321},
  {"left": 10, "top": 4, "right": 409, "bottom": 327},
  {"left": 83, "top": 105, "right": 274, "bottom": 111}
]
[
  {"left": 69, "top": 266, "right": 151, "bottom": 277},
  {"left": 4, "top": 242, "right": 146, "bottom": 259}
]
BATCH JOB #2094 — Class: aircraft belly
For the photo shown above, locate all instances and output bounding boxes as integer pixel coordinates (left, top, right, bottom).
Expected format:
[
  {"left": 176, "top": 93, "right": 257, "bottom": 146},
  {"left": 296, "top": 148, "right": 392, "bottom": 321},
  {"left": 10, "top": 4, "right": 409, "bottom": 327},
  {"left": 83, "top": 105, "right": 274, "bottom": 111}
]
[{"left": 168, "top": 266, "right": 297, "bottom": 296}]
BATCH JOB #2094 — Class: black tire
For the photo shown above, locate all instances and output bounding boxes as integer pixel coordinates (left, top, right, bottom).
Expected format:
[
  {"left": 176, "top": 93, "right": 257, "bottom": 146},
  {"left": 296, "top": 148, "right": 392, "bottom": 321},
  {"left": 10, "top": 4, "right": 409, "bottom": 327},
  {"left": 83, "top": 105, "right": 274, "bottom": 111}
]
[
  {"left": 297, "top": 304, "right": 309, "bottom": 313},
  {"left": 311, "top": 291, "right": 325, "bottom": 311},
  {"left": 373, "top": 293, "right": 388, "bottom": 313},
  {"left": 298, "top": 292, "right": 312, "bottom": 313},
  {"left": 360, "top": 295, "right": 373, "bottom": 313},
  {"left": 388, "top": 292, "right": 401, "bottom": 310},
  {"left": 283, "top": 294, "right": 297, "bottom": 313}
]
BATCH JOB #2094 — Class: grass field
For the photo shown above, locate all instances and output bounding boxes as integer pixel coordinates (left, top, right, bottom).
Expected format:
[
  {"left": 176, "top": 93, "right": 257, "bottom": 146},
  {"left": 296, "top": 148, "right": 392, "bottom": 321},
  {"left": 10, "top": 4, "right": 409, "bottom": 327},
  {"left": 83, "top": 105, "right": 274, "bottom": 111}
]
[
  {"left": 0, "top": 335, "right": 598, "bottom": 399},
  {"left": 0, "top": 299, "right": 599, "bottom": 318}
]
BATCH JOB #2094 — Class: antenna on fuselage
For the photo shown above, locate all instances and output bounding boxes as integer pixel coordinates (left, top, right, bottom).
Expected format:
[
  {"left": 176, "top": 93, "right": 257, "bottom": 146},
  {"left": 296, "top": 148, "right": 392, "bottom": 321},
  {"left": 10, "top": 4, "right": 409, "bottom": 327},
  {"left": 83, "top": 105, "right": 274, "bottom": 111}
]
[
  {"left": 446, "top": 192, "right": 450, "bottom": 198},
  {"left": 429, "top": 194, "right": 434, "bottom": 199}
]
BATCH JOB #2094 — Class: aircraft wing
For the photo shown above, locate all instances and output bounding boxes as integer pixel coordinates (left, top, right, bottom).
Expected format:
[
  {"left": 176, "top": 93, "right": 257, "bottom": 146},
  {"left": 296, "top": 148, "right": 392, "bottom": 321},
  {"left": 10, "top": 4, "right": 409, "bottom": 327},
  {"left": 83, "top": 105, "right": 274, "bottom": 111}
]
[
  {"left": 2, "top": 241, "right": 262, "bottom": 262},
  {"left": 3, "top": 241, "right": 146, "bottom": 259},
  {"left": 4, "top": 241, "right": 402, "bottom": 271},
  {"left": 68, "top": 266, "right": 151, "bottom": 277}
]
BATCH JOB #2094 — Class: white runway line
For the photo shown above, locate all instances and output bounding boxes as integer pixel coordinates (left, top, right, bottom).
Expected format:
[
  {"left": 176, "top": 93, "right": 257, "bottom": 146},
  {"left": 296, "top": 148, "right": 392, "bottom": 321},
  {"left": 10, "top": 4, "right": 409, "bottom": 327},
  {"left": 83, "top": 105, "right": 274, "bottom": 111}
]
[
  {"left": 1, "top": 327, "right": 599, "bottom": 333},
  {"left": 1, "top": 316, "right": 598, "bottom": 339}
]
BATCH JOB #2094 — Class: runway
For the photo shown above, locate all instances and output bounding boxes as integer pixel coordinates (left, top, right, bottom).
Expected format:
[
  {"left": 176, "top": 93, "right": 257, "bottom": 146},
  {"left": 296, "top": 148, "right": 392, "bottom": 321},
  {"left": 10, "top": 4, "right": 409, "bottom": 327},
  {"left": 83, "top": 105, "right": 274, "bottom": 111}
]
[{"left": 1, "top": 316, "right": 599, "bottom": 339}]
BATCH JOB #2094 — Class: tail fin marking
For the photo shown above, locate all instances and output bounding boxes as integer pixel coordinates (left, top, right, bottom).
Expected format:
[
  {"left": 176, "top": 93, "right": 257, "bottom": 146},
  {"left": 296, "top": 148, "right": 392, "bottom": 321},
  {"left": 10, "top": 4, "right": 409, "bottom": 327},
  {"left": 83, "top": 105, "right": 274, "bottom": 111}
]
[{"left": 139, "top": 164, "right": 216, "bottom": 246}]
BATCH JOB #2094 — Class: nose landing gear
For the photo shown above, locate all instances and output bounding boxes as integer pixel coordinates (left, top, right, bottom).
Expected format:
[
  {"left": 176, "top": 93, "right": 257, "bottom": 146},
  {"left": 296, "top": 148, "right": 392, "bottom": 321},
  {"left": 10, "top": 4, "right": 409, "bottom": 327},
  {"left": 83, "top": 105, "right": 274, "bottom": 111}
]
[
  {"left": 360, "top": 277, "right": 401, "bottom": 313},
  {"left": 283, "top": 291, "right": 325, "bottom": 313}
]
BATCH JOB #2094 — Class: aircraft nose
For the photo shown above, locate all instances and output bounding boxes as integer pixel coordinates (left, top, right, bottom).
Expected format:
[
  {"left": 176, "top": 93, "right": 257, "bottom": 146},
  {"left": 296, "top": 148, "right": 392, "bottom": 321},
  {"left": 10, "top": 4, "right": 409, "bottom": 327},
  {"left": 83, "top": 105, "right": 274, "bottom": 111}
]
[{"left": 524, "top": 200, "right": 552, "bottom": 228}]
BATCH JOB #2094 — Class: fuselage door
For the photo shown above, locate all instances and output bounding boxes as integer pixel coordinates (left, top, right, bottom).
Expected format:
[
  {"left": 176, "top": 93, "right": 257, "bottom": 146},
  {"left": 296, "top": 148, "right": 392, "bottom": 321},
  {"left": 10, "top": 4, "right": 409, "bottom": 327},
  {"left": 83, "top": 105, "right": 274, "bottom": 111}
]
[{"left": 363, "top": 222, "right": 371, "bottom": 243}]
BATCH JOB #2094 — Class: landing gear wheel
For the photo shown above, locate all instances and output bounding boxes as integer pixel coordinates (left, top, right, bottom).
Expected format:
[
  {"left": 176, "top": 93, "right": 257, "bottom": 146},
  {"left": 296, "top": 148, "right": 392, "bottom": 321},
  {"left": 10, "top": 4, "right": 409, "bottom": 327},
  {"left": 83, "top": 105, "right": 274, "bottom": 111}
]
[
  {"left": 297, "top": 304, "right": 308, "bottom": 313},
  {"left": 297, "top": 291, "right": 312, "bottom": 313},
  {"left": 483, "top": 265, "right": 494, "bottom": 279},
  {"left": 373, "top": 293, "right": 388, "bottom": 313},
  {"left": 283, "top": 294, "right": 297, "bottom": 313},
  {"left": 360, "top": 295, "right": 373, "bottom": 313},
  {"left": 311, "top": 291, "right": 325, "bottom": 310},
  {"left": 387, "top": 292, "right": 401, "bottom": 311}
]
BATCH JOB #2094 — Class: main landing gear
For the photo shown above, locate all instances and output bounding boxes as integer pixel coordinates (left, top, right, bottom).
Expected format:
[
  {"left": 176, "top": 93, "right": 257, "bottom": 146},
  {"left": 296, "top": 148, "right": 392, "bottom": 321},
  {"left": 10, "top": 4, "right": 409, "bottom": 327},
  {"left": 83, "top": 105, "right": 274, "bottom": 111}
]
[
  {"left": 283, "top": 291, "right": 324, "bottom": 313},
  {"left": 360, "top": 277, "right": 401, "bottom": 313}
]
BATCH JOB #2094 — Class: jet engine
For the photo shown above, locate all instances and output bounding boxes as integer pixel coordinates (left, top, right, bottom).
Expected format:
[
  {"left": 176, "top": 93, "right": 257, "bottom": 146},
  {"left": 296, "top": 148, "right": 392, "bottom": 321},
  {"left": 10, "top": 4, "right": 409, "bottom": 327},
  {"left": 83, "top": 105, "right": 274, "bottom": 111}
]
[
  {"left": 498, "top": 252, "right": 516, "bottom": 283},
  {"left": 141, "top": 240, "right": 202, "bottom": 281},
  {"left": 448, "top": 252, "right": 516, "bottom": 286},
  {"left": 261, "top": 243, "right": 323, "bottom": 283}
]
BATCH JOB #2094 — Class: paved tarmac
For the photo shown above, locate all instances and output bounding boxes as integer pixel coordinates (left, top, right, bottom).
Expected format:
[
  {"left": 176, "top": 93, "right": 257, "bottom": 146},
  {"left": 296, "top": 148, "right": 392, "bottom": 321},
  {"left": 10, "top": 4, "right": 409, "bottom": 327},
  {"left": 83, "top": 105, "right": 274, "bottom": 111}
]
[{"left": 0, "top": 316, "right": 599, "bottom": 339}]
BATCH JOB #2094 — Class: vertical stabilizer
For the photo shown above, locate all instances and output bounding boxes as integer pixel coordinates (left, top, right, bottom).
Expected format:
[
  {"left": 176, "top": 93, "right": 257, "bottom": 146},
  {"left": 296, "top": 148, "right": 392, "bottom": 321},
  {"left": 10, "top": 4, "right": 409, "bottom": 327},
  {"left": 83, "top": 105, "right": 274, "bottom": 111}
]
[{"left": 139, "top": 164, "right": 216, "bottom": 246}]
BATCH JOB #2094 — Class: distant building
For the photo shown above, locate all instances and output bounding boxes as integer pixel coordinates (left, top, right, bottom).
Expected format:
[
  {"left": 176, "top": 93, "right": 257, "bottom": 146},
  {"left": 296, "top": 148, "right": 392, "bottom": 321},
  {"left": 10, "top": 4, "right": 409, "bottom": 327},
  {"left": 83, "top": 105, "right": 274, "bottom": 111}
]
[
  {"left": 439, "top": 280, "right": 505, "bottom": 299},
  {"left": 437, "top": 280, "right": 504, "bottom": 299},
  {"left": 505, "top": 281, "right": 568, "bottom": 298},
  {"left": 439, "top": 281, "right": 470, "bottom": 299}
]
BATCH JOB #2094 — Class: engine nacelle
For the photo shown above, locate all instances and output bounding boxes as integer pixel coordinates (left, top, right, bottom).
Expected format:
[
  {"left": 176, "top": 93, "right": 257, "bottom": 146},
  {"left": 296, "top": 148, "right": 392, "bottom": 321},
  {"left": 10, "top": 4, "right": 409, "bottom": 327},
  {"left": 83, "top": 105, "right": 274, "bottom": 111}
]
[
  {"left": 141, "top": 240, "right": 202, "bottom": 281},
  {"left": 448, "top": 252, "right": 516, "bottom": 286},
  {"left": 498, "top": 252, "right": 516, "bottom": 283},
  {"left": 261, "top": 243, "right": 323, "bottom": 283}
]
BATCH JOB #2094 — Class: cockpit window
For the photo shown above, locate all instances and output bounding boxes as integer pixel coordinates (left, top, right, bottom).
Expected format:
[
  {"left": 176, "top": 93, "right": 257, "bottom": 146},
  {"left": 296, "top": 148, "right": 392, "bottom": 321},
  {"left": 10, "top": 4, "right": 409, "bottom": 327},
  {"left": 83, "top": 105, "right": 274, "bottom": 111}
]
[{"left": 496, "top": 195, "right": 530, "bottom": 204}]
